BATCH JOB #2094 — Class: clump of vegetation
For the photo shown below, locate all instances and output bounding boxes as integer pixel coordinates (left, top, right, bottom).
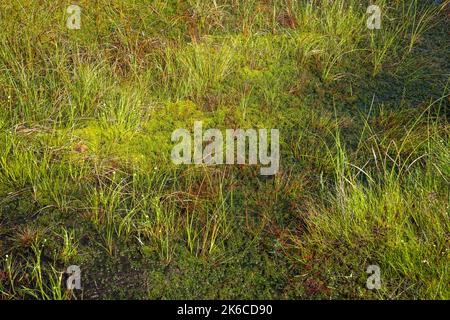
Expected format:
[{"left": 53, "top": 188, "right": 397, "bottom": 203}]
[{"left": 0, "top": 0, "right": 449, "bottom": 299}]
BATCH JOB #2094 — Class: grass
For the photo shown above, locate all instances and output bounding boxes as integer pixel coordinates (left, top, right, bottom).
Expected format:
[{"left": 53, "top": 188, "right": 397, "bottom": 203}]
[{"left": 0, "top": 0, "right": 449, "bottom": 299}]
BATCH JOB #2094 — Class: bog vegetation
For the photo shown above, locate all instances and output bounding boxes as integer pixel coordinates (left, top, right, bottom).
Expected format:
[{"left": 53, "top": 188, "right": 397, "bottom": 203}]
[{"left": 0, "top": 0, "right": 449, "bottom": 299}]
